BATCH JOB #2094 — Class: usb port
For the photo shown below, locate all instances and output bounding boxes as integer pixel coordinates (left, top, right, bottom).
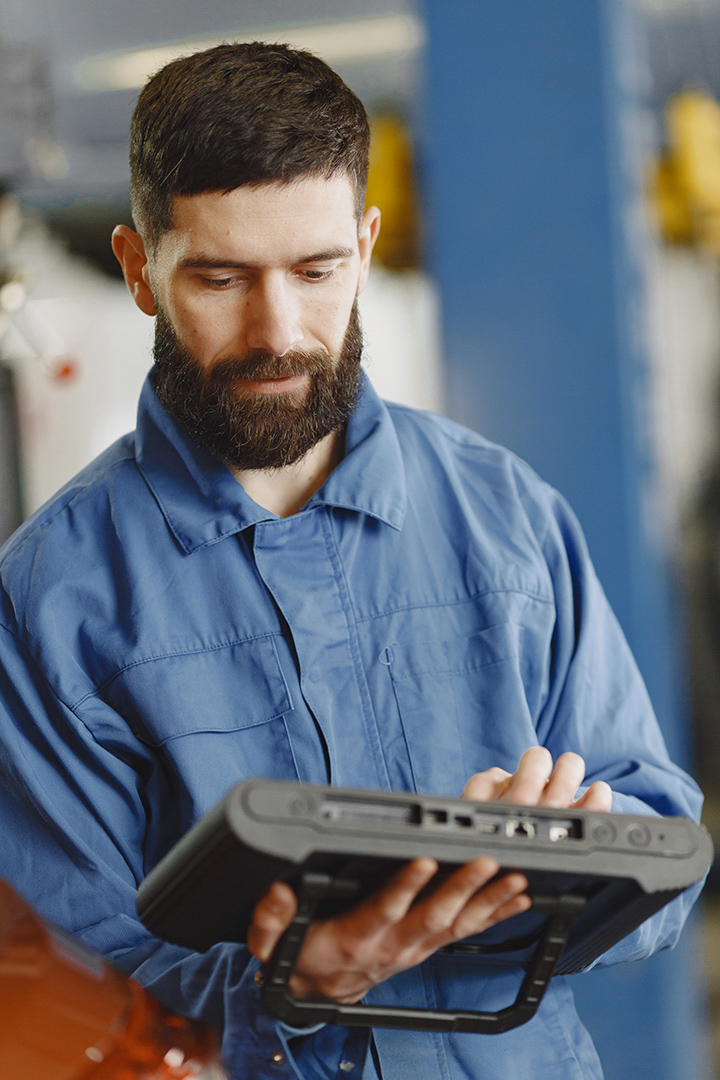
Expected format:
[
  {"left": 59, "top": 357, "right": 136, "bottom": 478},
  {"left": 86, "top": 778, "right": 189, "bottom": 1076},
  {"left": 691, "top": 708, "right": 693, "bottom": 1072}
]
[
  {"left": 548, "top": 819, "right": 582, "bottom": 841},
  {"left": 426, "top": 808, "right": 448, "bottom": 824}
]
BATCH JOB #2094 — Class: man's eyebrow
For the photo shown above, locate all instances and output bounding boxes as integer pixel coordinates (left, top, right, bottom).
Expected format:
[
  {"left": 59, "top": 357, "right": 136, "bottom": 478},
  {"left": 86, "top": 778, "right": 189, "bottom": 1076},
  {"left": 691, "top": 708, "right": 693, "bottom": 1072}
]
[
  {"left": 178, "top": 246, "right": 356, "bottom": 271},
  {"left": 298, "top": 246, "right": 356, "bottom": 262}
]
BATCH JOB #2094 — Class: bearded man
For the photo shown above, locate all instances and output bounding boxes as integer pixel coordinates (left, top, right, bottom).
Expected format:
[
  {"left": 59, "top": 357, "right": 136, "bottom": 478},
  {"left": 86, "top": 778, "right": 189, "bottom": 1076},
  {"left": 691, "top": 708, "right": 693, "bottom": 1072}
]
[{"left": 0, "top": 41, "right": 703, "bottom": 1080}]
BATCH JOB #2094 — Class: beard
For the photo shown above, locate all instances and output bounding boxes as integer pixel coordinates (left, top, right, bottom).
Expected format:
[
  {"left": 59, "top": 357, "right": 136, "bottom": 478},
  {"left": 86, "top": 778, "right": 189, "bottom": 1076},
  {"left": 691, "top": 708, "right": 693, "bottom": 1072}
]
[{"left": 150, "top": 300, "right": 364, "bottom": 471}]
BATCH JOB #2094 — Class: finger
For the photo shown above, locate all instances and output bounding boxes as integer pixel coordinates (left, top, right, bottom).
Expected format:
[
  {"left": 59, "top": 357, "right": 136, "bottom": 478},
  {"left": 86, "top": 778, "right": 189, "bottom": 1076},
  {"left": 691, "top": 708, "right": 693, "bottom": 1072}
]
[
  {"left": 574, "top": 780, "right": 613, "bottom": 812},
  {"left": 349, "top": 857, "right": 439, "bottom": 934},
  {"left": 463, "top": 767, "right": 512, "bottom": 802},
  {"left": 501, "top": 746, "right": 553, "bottom": 805},
  {"left": 247, "top": 882, "right": 297, "bottom": 962},
  {"left": 540, "top": 752, "right": 586, "bottom": 808},
  {"left": 407, "top": 856, "right": 503, "bottom": 936},
  {"left": 415, "top": 860, "right": 531, "bottom": 940},
  {"left": 448, "top": 874, "right": 532, "bottom": 940}
]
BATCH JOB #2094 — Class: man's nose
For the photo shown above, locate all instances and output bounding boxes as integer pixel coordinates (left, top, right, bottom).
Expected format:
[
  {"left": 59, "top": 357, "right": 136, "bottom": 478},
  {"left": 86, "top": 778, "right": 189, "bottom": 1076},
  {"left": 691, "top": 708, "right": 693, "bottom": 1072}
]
[{"left": 244, "top": 279, "right": 304, "bottom": 356}]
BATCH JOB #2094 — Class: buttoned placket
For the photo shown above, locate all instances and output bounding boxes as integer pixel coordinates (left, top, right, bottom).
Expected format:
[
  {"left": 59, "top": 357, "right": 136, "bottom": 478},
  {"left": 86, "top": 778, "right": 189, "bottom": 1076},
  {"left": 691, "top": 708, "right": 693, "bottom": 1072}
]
[{"left": 252, "top": 506, "right": 392, "bottom": 790}]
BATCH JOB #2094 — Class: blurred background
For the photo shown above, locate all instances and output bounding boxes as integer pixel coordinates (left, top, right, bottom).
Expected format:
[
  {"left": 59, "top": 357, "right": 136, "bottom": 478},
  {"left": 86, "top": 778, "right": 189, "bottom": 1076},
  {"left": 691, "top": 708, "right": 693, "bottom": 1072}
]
[{"left": 0, "top": 0, "right": 719, "bottom": 1075}]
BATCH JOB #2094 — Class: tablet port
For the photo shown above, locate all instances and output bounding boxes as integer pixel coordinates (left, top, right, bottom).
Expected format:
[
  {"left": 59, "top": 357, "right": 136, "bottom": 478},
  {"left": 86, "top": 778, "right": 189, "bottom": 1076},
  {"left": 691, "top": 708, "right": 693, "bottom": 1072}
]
[
  {"left": 505, "top": 818, "right": 536, "bottom": 838},
  {"left": 320, "top": 799, "right": 422, "bottom": 826},
  {"left": 474, "top": 815, "right": 500, "bottom": 834},
  {"left": 548, "top": 818, "right": 582, "bottom": 840}
]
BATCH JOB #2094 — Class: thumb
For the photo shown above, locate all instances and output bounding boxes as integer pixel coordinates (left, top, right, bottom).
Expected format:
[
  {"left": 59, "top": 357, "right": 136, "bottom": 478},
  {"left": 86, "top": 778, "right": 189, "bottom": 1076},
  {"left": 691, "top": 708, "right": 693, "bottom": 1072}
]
[{"left": 247, "top": 881, "right": 298, "bottom": 962}]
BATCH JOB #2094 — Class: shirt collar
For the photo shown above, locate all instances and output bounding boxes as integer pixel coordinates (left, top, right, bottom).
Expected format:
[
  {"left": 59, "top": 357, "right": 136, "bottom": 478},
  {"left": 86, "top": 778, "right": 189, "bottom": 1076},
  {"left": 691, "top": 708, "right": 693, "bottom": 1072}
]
[{"left": 135, "top": 371, "right": 406, "bottom": 554}]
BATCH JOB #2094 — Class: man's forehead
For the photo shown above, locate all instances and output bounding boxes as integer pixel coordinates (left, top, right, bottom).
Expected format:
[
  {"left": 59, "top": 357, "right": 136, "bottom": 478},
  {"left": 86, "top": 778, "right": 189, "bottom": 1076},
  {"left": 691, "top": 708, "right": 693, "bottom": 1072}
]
[{"left": 153, "top": 175, "right": 360, "bottom": 267}]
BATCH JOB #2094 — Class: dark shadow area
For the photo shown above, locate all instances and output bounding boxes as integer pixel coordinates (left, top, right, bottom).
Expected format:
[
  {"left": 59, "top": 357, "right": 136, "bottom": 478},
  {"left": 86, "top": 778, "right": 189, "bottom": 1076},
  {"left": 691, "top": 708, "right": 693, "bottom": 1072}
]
[{"left": 42, "top": 198, "right": 133, "bottom": 279}]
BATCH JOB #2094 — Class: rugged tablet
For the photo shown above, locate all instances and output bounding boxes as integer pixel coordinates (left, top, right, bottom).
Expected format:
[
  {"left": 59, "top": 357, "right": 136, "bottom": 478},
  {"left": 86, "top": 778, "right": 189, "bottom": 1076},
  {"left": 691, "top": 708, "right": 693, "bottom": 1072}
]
[{"left": 137, "top": 779, "right": 712, "bottom": 1034}]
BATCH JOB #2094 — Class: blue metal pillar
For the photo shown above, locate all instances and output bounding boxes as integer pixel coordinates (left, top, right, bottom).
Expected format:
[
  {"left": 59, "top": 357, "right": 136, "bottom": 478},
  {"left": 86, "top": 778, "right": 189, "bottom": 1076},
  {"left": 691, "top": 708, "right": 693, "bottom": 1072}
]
[{"left": 420, "top": 1, "right": 708, "bottom": 1077}]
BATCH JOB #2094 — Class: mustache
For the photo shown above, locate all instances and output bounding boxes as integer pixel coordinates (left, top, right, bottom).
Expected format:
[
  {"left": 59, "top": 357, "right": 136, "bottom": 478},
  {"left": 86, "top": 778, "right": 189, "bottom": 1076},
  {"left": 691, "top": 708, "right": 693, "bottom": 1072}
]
[{"left": 205, "top": 350, "right": 332, "bottom": 383}]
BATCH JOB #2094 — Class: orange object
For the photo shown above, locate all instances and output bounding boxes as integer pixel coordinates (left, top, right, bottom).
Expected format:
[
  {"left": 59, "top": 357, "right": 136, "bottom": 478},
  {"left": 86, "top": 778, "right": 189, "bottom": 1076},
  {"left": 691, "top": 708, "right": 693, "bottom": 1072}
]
[{"left": 0, "top": 877, "right": 222, "bottom": 1080}]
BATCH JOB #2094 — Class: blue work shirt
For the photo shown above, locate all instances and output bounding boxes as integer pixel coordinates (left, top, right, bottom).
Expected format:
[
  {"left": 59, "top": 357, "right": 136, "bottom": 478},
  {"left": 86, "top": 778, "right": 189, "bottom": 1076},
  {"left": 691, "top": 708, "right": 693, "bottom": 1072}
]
[{"left": 0, "top": 373, "right": 703, "bottom": 1080}]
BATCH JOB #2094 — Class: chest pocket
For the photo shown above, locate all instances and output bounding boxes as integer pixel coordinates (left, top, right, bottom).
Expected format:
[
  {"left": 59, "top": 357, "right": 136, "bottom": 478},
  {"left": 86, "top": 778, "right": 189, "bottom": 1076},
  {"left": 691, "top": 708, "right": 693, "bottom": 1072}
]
[
  {"left": 385, "top": 623, "right": 541, "bottom": 796},
  {"left": 100, "top": 635, "right": 298, "bottom": 798}
]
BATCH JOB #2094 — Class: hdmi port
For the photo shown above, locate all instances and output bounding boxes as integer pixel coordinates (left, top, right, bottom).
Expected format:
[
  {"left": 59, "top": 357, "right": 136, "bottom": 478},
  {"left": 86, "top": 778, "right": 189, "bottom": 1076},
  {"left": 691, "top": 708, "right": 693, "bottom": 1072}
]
[{"left": 474, "top": 815, "right": 499, "bottom": 835}]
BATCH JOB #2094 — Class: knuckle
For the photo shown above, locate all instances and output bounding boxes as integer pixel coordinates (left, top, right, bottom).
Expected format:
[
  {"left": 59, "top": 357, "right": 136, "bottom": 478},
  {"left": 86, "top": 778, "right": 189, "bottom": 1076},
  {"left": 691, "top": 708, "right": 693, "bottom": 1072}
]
[
  {"left": 420, "top": 907, "right": 452, "bottom": 936},
  {"left": 451, "top": 913, "right": 481, "bottom": 939},
  {"left": 332, "top": 923, "right": 366, "bottom": 963},
  {"left": 378, "top": 895, "right": 413, "bottom": 925},
  {"left": 448, "top": 904, "right": 474, "bottom": 935},
  {"left": 542, "top": 794, "right": 568, "bottom": 808}
]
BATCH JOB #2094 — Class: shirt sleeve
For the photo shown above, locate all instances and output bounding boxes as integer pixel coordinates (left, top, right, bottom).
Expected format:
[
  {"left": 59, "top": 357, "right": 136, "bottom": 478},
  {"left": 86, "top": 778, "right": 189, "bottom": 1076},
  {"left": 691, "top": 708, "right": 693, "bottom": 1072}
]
[
  {"left": 522, "top": 474, "right": 706, "bottom": 967},
  {"left": 0, "top": 619, "right": 362, "bottom": 1080}
]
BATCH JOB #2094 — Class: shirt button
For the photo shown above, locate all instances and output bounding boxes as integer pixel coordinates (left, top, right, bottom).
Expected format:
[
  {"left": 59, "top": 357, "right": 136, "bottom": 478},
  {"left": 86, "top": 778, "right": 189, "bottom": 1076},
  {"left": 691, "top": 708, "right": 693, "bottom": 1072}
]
[{"left": 271, "top": 1051, "right": 285, "bottom": 1066}]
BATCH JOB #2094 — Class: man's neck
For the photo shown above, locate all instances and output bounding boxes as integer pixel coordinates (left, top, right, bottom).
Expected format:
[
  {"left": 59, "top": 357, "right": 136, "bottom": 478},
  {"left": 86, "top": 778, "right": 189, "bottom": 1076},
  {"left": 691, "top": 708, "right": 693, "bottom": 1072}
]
[{"left": 230, "top": 427, "right": 345, "bottom": 518}]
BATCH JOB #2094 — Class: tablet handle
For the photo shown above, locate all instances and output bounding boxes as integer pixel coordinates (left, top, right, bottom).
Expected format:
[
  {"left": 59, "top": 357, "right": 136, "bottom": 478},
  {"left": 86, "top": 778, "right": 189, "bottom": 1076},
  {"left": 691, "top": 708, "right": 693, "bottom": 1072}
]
[{"left": 260, "top": 872, "right": 586, "bottom": 1034}]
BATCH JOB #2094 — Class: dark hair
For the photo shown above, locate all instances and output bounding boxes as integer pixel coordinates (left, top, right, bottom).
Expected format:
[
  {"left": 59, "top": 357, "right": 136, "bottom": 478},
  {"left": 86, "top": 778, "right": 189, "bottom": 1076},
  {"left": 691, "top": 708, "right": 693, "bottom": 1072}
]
[{"left": 130, "top": 41, "right": 370, "bottom": 248}]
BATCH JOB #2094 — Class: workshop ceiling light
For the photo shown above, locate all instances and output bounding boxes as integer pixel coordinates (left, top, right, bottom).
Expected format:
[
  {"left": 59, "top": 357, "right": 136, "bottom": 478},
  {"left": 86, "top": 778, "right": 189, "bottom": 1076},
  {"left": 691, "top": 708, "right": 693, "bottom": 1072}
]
[{"left": 73, "top": 14, "right": 425, "bottom": 92}]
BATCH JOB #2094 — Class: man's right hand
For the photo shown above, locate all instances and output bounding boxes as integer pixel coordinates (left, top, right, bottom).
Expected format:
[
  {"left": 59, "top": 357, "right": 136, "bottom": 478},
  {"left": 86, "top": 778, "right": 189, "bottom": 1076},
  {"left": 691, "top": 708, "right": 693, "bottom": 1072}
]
[{"left": 247, "top": 853, "right": 529, "bottom": 1004}]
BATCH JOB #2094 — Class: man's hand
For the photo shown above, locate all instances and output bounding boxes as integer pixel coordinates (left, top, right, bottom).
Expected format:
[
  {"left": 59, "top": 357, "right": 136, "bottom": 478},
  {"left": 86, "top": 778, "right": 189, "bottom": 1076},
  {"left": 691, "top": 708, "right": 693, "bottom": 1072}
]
[
  {"left": 463, "top": 746, "right": 613, "bottom": 811},
  {"left": 248, "top": 855, "right": 530, "bottom": 1003},
  {"left": 247, "top": 747, "right": 612, "bottom": 1003}
]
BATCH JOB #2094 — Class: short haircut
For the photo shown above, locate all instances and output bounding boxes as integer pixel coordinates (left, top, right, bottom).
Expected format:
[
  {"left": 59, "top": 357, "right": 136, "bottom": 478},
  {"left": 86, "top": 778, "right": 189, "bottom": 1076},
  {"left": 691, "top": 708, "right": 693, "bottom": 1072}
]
[{"left": 130, "top": 41, "right": 370, "bottom": 248}]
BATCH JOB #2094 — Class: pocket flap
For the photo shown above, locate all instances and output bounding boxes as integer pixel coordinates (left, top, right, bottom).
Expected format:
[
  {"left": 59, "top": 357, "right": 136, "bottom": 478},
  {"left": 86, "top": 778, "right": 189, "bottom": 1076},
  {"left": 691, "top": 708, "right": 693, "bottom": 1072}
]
[{"left": 103, "top": 636, "right": 293, "bottom": 746}]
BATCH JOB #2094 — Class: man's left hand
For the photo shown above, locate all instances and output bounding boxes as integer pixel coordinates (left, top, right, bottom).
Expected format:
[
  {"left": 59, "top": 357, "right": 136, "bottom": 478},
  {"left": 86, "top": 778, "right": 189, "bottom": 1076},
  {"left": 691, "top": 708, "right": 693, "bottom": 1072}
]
[{"left": 463, "top": 746, "right": 613, "bottom": 811}]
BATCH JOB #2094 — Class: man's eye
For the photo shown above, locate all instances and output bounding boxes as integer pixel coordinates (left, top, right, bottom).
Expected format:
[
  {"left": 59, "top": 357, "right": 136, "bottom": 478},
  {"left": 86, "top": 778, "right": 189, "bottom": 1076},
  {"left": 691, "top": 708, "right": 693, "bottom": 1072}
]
[
  {"left": 299, "top": 268, "right": 333, "bottom": 282},
  {"left": 205, "top": 276, "right": 238, "bottom": 289},
  {"left": 197, "top": 272, "right": 248, "bottom": 289}
]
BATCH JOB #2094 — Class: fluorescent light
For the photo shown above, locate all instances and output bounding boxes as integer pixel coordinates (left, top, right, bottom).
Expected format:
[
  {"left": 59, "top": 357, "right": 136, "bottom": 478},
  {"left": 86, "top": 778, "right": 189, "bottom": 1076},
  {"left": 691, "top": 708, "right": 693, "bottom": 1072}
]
[
  {"left": 74, "top": 14, "right": 425, "bottom": 92},
  {"left": 641, "top": 0, "right": 718, "bottom": 9}
]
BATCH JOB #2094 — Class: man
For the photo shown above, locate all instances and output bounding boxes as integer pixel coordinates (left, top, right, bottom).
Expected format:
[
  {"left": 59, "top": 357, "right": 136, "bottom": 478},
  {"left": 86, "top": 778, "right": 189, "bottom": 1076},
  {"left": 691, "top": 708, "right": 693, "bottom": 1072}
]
[{"left": 0, "top": 42, "right": 702, "bottom": 1080}]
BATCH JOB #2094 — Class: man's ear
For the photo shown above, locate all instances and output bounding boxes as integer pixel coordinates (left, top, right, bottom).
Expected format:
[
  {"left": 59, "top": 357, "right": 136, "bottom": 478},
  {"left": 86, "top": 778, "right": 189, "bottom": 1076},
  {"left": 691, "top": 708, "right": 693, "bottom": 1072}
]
[
  {"left": 357, "top": 206, "right": 381, "bottom": 296},
  {"left": 111, "top": 225, "right": 157, "bottom": 316}
]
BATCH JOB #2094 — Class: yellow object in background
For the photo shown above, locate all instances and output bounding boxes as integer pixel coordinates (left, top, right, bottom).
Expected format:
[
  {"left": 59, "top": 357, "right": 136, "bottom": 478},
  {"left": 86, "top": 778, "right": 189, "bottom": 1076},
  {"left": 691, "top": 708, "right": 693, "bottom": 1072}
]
[
  {"left": 651, "top": 153, "right": 695, "bottom": 245},
  {"left": 651, "top": 90, "right": 720, "bottom": 253},
  {"left": 365, "top": 114, "right": 420, "bottom": 270}
]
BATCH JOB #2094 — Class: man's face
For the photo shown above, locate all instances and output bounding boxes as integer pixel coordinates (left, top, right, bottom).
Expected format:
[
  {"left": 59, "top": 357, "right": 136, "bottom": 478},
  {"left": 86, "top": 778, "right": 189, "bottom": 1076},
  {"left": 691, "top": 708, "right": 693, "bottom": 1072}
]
[
  {"left": 151, "top": 297, "right": 363, "bottom": 471},
  {"left": 132, "top": 175, "right": 378, "bottom": 470}
]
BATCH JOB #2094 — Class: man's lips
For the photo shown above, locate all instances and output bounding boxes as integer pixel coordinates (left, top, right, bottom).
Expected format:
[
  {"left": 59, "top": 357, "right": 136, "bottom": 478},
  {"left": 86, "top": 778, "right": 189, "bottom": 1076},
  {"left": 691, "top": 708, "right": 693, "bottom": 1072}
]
[{"left": 234, "top": 373, "right": 308, "bottom": 395}]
